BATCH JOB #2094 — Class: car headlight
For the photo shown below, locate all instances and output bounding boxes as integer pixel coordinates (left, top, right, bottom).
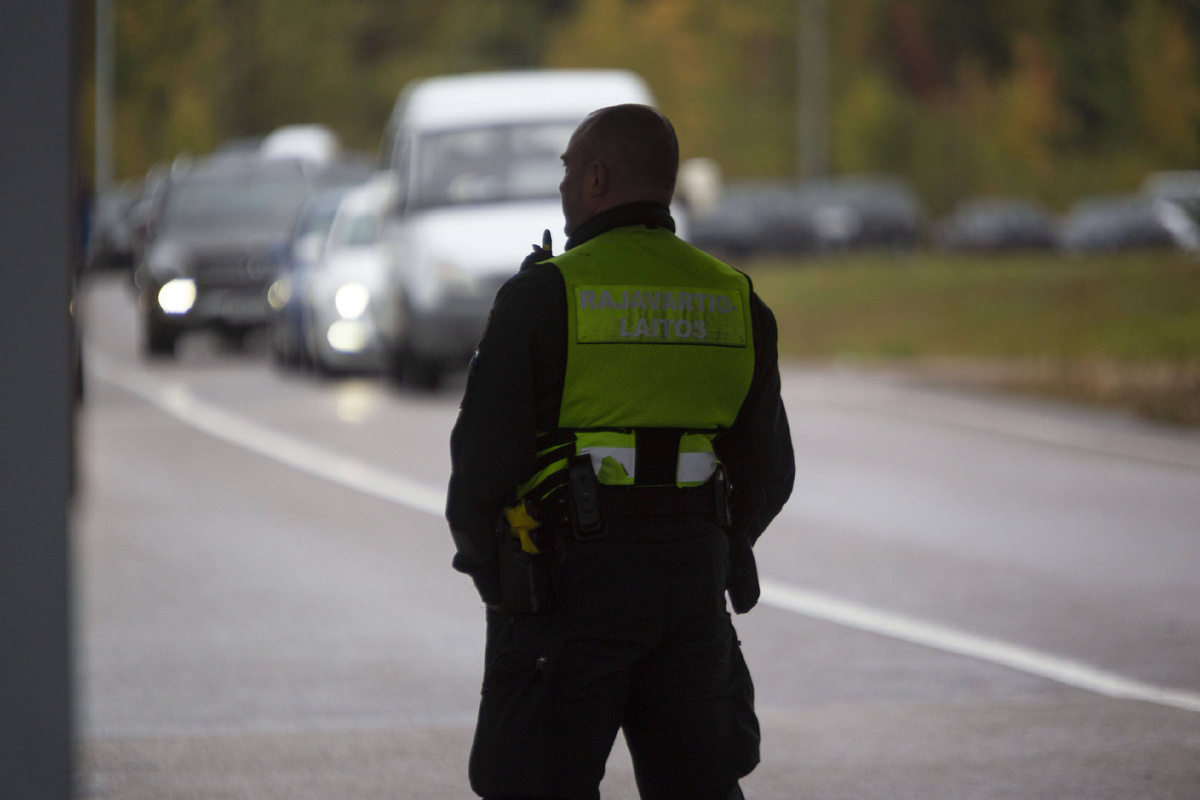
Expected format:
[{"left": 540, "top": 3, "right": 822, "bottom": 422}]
[
  {"left": 267, "top": 277, "right": 291, "bottom": 309},
  {"left": 157, "top": 278, "right": 196, "bottom": 315},
  {"left": 334, "top": 282, "right": 370, "bottom": 320},
  {"left": 326, "top": 320, "right": 370, "bottom": 353}
]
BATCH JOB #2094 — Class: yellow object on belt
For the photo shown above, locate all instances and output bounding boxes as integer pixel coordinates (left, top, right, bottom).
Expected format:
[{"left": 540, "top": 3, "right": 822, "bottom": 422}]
[{"left": 504, "top": 501, "right": 542, "bottom": 554}]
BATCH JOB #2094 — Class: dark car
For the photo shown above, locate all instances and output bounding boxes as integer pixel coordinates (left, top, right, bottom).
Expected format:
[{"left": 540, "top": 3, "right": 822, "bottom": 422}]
[
  {"left": 796, "top": 177, "right": 923, "bottom": 252},
  {"left": 212, "top": 136, "right": 265, "bottom": 156},
  {"left": 265, "top": 188, "right": 348, "bottom": 367},
  {"left": 689, "top": 182, "right": 816, "bottom": 257},
  {"left": 312, "top": 153, "right": 376, "bottom": 191},
  {"left": 1059, "top": 195, "right": 1186, "bottom": 253},
  {"left": 134, "top": 156, "right": 314, "bottom": 356},
  {"left": 936, "top": 198, "right": 1058, "bottom": 252},
  {"left": 689, "top": 177, "right": 922, "bottom": 258}
]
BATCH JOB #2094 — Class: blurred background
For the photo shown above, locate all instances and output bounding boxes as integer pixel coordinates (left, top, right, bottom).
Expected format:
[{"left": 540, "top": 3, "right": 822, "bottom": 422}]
[
  {"left": 67, "top": 3, "right": 1200, "bottom": 799},
  {"left": 77, "top": 0, "right": 1200, "bottom": 208},
  {"left": 76, "top": 0, "right": 1200, "bottom": 422}
]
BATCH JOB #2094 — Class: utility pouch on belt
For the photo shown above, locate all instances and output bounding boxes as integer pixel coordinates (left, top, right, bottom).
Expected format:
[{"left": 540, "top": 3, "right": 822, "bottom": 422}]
[
  {"left": 497, "top": 501, "right": 558, "bottom": 615},
  {"left": 567, "top": 454, "right": 606, "bottom": 540}
]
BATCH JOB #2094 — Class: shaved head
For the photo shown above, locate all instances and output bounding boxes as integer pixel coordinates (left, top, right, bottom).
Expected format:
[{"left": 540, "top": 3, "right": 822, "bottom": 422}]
[
  {"left": 572, "top": 104, "right": 679, "bottom": 196},
  {"left": 559, "top": 104, "right": 679, "bottom": 234}
]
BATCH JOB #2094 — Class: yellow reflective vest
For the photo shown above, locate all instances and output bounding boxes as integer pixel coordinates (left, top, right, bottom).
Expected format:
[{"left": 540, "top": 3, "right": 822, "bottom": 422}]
[{"left": 518, "top": 223, "right": 756, "bottom": 502}]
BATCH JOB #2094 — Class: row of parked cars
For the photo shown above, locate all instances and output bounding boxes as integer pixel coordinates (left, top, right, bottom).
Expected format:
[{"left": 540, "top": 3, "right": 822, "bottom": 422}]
[{"left": 688, "top": 172, "right": 1200, "bottom": 257}]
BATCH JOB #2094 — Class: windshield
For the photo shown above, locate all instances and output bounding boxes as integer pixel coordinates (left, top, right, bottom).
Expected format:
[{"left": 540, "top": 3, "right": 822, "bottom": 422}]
[
  {"left": 163, "top": 171, "right": 311, "bottom": 233},
  {"left": 297, "top": 203, "right": 339, "bottom": 241},
  {"left": 411, "top": 122, "right": 574, "bottom": 209},
  {"left": 338, "top": 212, "right": 382, "bottom": 246}
]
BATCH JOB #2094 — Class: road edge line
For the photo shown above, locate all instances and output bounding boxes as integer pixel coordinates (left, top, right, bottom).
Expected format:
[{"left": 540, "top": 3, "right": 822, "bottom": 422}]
[
  {"left": 784, "top": 378, "right": 1200, "bottom": 471},
  {"left": 86, "top": 352, "right": 445, "bottom": 516},
  {"left": 87, "top": 352, "right": 1200, "bottom": 715},
  {"left": 758, "top": 579, "right": 1200, "bottom": 713}
]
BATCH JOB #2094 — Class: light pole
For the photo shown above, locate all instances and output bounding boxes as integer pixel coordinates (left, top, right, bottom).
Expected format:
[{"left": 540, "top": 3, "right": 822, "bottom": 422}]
[
  {"left": 798, "top": 0, "right": 829, "bottom": 181},
  {"left": 95, "top": 0, "right": 114, "bottom": 190}
]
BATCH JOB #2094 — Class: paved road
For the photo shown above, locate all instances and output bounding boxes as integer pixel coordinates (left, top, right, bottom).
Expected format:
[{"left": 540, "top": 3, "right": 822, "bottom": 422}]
[{"left": 76, "top": 274, "right": 1200, "bottom": 799}]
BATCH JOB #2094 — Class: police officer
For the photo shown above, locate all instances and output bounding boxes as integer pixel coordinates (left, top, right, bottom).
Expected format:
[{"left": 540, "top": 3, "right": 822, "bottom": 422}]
[{"left": 447, "top": 104, "right": 794, "bottom": 800}]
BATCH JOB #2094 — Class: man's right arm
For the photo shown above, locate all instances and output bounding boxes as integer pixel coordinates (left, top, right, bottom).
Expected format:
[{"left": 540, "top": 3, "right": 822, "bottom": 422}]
[
  {"left": 446, "top": 265, "right": 563, "bottom": 605},
  {"left": 446, "top": 273, "right": 542, "bottom": 606}
]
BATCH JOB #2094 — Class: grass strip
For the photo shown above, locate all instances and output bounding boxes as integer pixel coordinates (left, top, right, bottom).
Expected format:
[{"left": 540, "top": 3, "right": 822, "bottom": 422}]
[{"left": 738, "top": 251, "right": 1200, "bottom": 425}]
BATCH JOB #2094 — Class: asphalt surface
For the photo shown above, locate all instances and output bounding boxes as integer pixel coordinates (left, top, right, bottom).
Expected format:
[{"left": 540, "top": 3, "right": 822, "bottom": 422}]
[{"left": 75, "top": 273, "right": 1200, "bottom": 799}]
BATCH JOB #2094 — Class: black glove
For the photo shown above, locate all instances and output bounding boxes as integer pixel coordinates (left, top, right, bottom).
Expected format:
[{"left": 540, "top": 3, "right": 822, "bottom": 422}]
[{"left": 727, "top": 533, "right": 760, "bottom": 614}]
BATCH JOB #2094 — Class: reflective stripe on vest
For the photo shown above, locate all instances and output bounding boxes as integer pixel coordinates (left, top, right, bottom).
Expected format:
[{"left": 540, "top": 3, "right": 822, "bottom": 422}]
[
  {"left": 677, "top": 433, "right": 718, "bottom": 487},
  {"left": 516, "top": 429, "right": 721, "bottom": 498},
  {"left": 577, "top": 430, "right": 636, "bottom": 486}
]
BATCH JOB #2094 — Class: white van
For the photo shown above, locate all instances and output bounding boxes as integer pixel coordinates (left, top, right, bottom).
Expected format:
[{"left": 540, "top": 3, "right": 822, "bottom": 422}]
[{"left": 379, "top": 69, "right": 661, "bottom": 388}]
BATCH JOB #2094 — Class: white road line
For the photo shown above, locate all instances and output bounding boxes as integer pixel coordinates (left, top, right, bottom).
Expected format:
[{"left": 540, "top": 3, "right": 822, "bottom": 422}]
[
  {"left": 86, "top": 353, "right": 444, "bottom": 516},
  {"left": 784, "top": 374, "right": 1200, "bottom": 471},
  {"left": 88, "top": 353, "right": 1200, "bottom": 715},
  {"left": 759, "top": 580, "right": 1200, "bottom": 713}
]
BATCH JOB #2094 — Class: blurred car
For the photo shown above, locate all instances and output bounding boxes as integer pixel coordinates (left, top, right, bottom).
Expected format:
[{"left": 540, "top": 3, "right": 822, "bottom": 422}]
[
  {"left": 378, "top": 69, "right": 659, "bottom": 388},
  {"left": 936, "top": 198, "right": 1058, "bottom": 252},
  {"left": 313, "top": 153, "right": 376, "bottom": 191},
  {"left": 134, "top": 155, "right": 314, "bottom": 356},
  {"left": 1139, "top": 171, "right": 1200, "bottom": 251},
  {"left": 213, "top": 136, "right": 265, "bottom": 156},
  {"left": 125, "top": 163, "right": 171, "bottom": 267},
  {"left": 300, "top": 178, "right": 403, "bottom": 374},
  {"left": 1059, "top": 195, "right": 1191, "bottom": 252},
  {"left": 85, "top": 184, "right": 137, "bottom": 271},
  {"left": 689, "top": 176, "right": 922, "bottom": 258},
  {"left": 1141, "top": 170, "right": 1200, "bottom": 219},
  {"left": 266, "top": 160, "right": 389, "bottom": 367},
  {"left": 266, "top": 188, "right": 348, "bottom": 367},
  {"left": 690, "top": 182, "right": 814, "bottom": 257},
  {"left": 797, "top": 177, "right": 923, "bottom": 252}
]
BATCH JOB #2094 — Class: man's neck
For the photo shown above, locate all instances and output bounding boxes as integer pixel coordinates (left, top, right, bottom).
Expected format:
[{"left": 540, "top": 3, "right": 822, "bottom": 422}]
[{"left": 565, "top": 201, "right": 675, "bottom": 251}]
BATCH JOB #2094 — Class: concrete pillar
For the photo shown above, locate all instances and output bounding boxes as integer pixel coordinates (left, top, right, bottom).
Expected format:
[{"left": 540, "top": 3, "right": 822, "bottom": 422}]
[{"left": 0, "top": 2, "right": 76, "bottom": 798}]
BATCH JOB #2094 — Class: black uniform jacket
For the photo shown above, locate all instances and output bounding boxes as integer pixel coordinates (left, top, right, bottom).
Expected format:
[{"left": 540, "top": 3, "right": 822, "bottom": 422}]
[{"left": 446, "top": 202, "right": 795, "bottom": 605}]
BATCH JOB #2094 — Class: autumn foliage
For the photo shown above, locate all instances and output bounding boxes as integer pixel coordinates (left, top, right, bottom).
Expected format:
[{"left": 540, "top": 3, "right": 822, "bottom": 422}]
[{"left": 79, "top": 0, "right": 1200, "bottom": 213}]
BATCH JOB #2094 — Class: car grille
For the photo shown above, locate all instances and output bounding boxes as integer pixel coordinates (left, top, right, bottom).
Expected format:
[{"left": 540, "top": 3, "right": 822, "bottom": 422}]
[{"left": 193, "top": 251, "right": 276, "bottom": 289}]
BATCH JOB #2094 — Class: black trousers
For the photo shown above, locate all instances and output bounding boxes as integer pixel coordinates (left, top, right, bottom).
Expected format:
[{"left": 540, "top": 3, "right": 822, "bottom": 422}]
[{"left": 469, "top": 523, "right": 759, "bottom": 800}]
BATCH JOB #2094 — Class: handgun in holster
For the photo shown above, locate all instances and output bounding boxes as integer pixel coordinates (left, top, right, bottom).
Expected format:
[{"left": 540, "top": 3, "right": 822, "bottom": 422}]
[
  {"left": 497, "top": 497, "right": 559, "bottom": 615},
  {"left": 716, "top": 466, "right": 761, "bottom": 614}
]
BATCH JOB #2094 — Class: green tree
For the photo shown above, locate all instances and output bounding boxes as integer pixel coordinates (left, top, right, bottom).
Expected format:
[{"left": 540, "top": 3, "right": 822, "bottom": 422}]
[{"left": 88, "top": 0, "right": 1200, "bottom": 212}]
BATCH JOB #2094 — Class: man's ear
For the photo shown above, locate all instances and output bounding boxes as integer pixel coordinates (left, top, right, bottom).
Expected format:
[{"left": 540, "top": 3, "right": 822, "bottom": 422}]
[{"left": 585, "top": 160, "right": 608, "bottom": 199}]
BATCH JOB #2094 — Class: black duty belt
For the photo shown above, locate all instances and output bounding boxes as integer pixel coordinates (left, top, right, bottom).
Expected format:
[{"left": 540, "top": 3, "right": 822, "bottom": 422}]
[{"left": 599, "top": 483, "right": 717, "bottom": 520}]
